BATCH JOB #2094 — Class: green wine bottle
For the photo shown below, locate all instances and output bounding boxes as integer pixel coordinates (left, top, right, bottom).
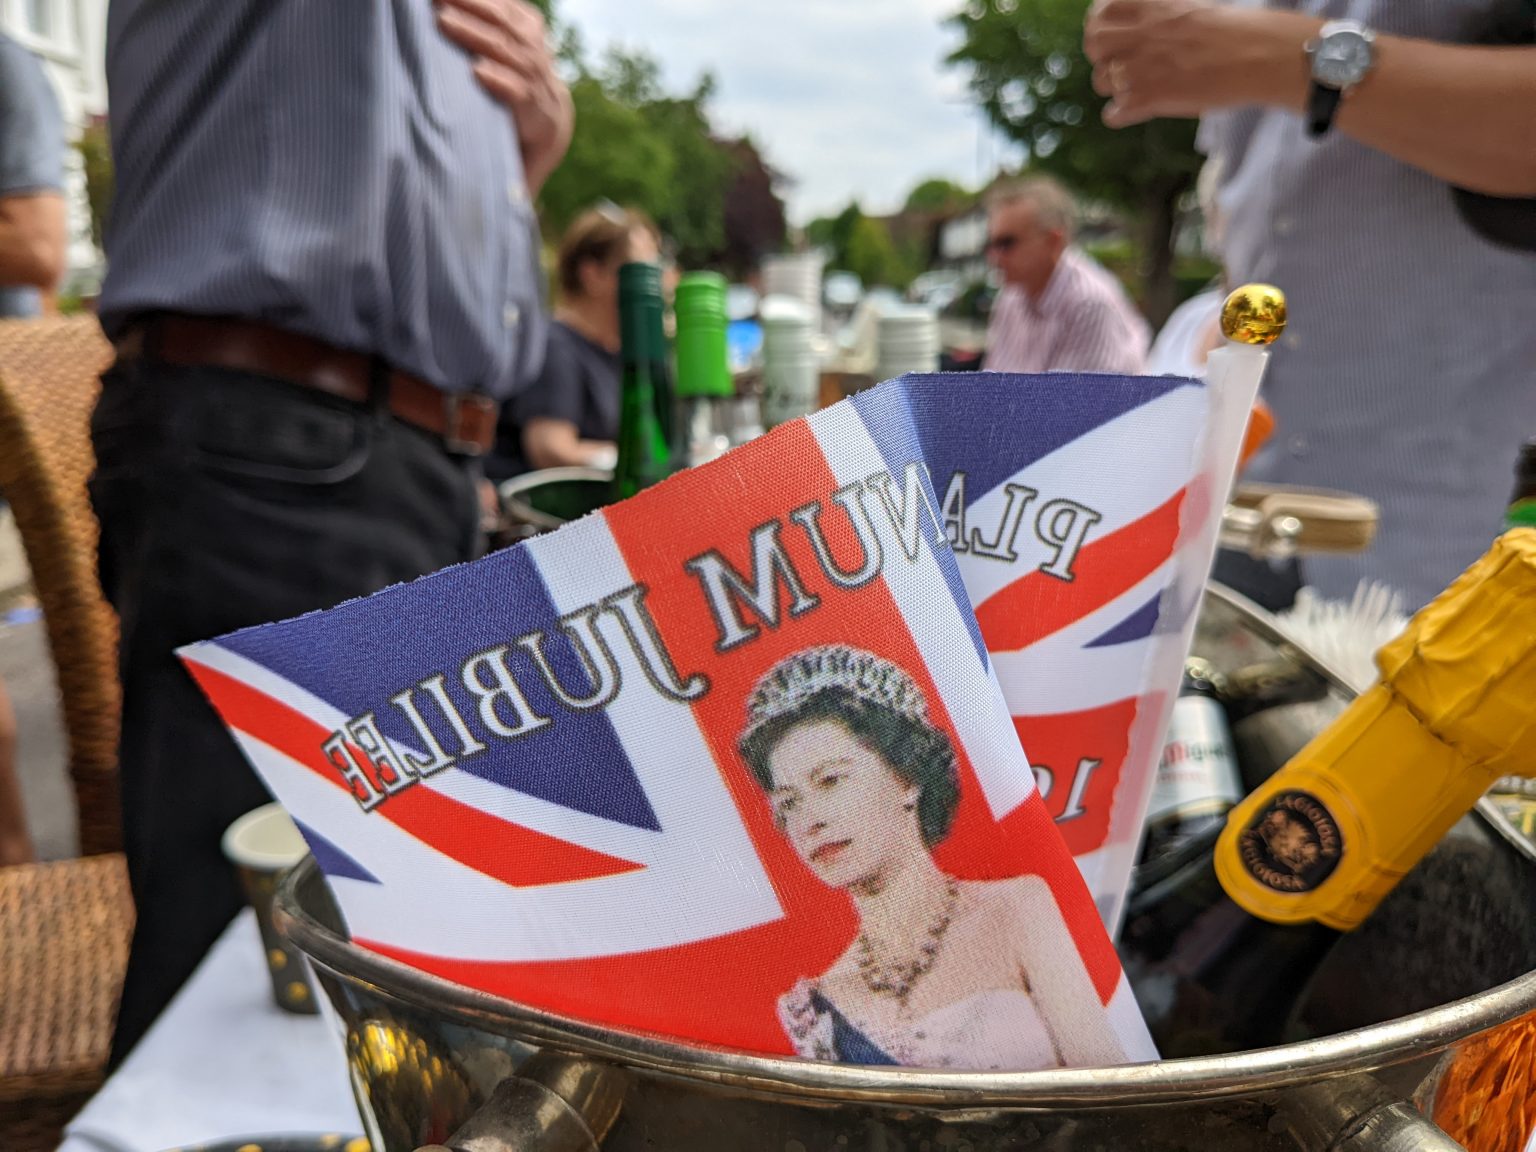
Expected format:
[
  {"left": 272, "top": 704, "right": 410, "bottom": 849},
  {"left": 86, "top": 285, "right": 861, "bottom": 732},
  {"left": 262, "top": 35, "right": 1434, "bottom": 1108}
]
[{"left": 614, "top": 262, "right": 671, "bottom": 501}]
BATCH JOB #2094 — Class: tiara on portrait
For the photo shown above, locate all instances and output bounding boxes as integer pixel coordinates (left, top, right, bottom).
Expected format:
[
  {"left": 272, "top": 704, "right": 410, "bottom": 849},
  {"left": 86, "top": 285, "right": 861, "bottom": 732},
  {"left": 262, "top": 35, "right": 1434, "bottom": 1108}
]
[{"left": 742, "top": 646, "right": 930, "bottom": 740}]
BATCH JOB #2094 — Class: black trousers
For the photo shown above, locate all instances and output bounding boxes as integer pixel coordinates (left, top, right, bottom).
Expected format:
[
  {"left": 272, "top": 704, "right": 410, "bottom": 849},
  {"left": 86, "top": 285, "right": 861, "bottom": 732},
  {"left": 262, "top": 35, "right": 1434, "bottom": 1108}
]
[{"left": 90, "top": 357, "right": 482, "bottom": 1066}]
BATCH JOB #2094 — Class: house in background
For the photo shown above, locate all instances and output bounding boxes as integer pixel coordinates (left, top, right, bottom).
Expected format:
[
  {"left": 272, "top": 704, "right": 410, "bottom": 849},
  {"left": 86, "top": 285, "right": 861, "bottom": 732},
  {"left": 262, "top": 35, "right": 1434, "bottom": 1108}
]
[{"left": 1, "top": 0, "right": 108, "bottom": 294}]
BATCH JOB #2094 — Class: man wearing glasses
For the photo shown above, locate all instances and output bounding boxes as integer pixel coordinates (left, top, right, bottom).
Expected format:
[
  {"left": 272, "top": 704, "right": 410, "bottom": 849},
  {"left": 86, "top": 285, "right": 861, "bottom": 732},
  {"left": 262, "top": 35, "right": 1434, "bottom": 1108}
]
[{"left": 982, "top": 176, "right": 1150, "bottom": 376}]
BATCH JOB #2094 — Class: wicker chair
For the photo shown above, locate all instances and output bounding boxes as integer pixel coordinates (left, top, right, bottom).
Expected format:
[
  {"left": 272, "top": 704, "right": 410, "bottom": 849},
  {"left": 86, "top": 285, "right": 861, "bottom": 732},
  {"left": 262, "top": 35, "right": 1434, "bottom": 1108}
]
[{"left": 0, "top": 317, "right": 132, "bottom": 1152}]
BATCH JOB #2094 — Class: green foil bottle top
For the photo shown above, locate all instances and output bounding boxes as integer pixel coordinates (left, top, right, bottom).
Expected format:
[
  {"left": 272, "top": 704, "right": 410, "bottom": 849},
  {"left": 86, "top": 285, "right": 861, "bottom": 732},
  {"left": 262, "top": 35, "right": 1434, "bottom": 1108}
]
[
  {"left": 673, "top": 271, "right": 732, "bottom": 398},
  {"left": 1508, "top": 439, "right": 1536, "bottom": 530},
  {"left": 618, "top": 261, "right": 664, "bottom": 365}
]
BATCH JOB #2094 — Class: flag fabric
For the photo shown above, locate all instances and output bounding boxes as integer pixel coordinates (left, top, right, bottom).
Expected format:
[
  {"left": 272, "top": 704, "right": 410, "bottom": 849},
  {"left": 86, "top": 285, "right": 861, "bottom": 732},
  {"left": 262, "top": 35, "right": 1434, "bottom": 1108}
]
[
  {"left": 899, "top": 367, "right": 1247, "bottom": 928},
  {"left": 176, "top": 369, "right": 1258, "bottom": 1070}
]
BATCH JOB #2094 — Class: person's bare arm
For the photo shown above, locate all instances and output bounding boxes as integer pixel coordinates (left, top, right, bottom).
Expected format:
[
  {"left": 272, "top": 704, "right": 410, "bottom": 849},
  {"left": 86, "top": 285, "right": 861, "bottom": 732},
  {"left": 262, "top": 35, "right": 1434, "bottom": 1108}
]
[
  {"left": 1085, "top": 0, "right": 1536, "bottom": 197},
  {"left": 0, "top": 192, "right": 65, "bottom": 293},
  {"left": 522, "top": 417, "right": 616, "bottom": 470}
]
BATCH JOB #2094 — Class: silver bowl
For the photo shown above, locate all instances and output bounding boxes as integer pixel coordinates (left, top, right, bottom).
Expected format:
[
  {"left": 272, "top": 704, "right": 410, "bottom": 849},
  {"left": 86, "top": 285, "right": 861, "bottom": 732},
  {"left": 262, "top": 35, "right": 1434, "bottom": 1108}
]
[{"left": 273, "top": 585, "right": 1536, "bottom": 1151}]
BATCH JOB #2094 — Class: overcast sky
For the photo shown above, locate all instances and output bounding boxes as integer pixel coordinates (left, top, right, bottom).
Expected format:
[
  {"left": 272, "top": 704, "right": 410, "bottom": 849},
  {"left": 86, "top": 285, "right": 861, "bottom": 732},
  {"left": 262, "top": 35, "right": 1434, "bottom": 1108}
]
[{"left": 557, "top": 0, "right": 1026, "bottom": 225}]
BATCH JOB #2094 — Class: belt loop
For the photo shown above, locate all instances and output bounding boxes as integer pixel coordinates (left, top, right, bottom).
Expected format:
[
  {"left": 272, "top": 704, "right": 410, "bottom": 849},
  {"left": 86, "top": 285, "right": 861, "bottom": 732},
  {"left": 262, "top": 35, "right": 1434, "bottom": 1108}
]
[{"left": 367, "top": 356, "right": 392, "bottom": 412}]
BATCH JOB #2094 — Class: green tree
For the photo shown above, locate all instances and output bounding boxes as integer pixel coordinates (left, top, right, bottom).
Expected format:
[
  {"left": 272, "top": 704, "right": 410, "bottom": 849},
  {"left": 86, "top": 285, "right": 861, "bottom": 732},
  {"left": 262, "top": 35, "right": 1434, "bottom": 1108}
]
[
  {"left": 903, "top": 177, "right": 972, "bottom": 215},
  {"left": 844, "top": 215, "right": 912, "bottom": 290},
  {"left": 947, "top": 0, "right": 1201, "bottom": 325},
  {"left": 718, "top": 136, "right": 788, "bottom": 278},
  {"left": 535, "top": 47, "right": 737, "bottom": 269},
  {"left": 644, "top": 81, "right": 734, "bottom": 266},
  {"left": 536, "top": 75, "right": 675, "bottom": 237},
  {"left": 76, "top": 116, "right": 113, "bottom": 251},
  {"left": 806, "top": 202, "right": 864, "bottom": 268}
]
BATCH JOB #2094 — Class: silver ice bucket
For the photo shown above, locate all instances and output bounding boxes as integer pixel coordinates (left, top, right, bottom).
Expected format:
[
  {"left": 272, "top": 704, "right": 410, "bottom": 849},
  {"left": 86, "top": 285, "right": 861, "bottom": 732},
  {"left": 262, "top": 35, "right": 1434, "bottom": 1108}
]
[{"left": 274, "top": 584, "right": 1536, "bottom": 1152}]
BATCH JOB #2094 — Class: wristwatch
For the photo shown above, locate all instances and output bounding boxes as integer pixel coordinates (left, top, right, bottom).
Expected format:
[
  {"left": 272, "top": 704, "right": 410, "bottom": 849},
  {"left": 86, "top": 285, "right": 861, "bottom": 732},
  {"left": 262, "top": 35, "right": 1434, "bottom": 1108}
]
[{"left": 1304, "top": 20, "right": 1376, "bottom": 138}]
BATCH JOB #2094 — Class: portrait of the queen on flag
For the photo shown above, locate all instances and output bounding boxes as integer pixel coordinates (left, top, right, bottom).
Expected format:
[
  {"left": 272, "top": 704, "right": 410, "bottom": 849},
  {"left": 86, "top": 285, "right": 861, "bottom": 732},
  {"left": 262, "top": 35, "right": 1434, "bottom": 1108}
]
[
  {"left": 179, "top": 366, "right": 1256, "bottom": 1072},
  {"left": 740, "top": 645, "right": 1126, "bottom": 1068}
]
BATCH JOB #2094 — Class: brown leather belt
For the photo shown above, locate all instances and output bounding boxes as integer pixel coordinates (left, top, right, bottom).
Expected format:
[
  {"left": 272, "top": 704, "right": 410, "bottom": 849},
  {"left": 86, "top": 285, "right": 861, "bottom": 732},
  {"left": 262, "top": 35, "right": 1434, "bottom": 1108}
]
[{"left": 113, "top": 313, "right": 498, "bottom": 456}]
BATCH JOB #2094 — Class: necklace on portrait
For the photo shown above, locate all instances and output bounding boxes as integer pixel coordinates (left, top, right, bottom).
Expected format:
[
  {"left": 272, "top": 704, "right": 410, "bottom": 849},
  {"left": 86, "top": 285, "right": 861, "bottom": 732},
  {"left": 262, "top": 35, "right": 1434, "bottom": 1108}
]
[{"left": 855, "top": 877, "right": 961, "bottom": 1008}]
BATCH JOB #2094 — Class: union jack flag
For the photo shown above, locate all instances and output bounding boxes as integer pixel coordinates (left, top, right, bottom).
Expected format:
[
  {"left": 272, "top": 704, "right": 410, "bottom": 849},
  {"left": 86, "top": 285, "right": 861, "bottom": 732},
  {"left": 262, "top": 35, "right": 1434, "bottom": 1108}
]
[
  {"left": 908, "top": 357, "right": 1260, "bottom": 928},
  {"left": 178, "top": 368, "right": 1260, "bottom": 1065}
]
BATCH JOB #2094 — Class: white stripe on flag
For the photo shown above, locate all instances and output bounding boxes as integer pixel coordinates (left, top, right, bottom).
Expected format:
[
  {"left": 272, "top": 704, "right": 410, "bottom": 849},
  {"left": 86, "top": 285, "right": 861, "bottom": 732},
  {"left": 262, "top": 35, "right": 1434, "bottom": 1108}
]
[
  {"left": 807, "top": 401, "right": 1036, "bottom": 822},
  {"left": 989, "top": 559, "right": 1173, "bottom": 716},
  {"left": 1106, "top": 976, "right": 1160, "bottom": 1063},
  {"left": 954, "top": 383, "right": 1206, "bottom": 607},
  {"left": 190, "top": 622, "right": 786, "bottom": 961}
]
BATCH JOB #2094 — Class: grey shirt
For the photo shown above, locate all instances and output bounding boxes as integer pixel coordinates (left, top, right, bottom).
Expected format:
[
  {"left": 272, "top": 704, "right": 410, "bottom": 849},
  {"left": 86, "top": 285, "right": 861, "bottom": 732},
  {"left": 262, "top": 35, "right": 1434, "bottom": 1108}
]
[
  {"left": 1202, "top": 0, "right": 1536, "bottom": 608},
  {"left": 0, "top": 33, "right": 64, "bottom": 318},
  {"left": 98, "top": 0, "right": 548, "bottom": 399}
]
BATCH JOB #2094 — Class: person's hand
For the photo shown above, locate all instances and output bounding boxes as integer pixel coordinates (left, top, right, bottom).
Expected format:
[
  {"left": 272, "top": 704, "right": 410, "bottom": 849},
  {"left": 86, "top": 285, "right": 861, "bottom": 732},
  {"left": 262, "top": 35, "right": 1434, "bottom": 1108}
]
[
  {"left": 436, "top": 0, "right": 575, "bottom": 194},
  {"left": 1084, "top": 0, "right": 1316, "bottom": 127},
  {"left": 478, "top": 476, "right": 503, "bottom": 535}
]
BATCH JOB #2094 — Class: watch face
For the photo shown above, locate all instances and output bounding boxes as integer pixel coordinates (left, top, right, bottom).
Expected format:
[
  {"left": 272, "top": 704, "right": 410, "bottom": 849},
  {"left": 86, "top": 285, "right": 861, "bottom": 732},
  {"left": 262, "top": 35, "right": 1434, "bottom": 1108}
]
[{"left": 1313, "top": 28, "right": 1373, "bottom": 88}]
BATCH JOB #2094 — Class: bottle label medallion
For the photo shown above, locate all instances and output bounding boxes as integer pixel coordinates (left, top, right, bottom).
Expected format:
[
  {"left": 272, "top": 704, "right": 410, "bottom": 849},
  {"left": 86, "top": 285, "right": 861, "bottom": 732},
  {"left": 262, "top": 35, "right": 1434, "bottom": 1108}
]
[{"left": 1237, "top": 790, "right": 1343, "bottom": 893}]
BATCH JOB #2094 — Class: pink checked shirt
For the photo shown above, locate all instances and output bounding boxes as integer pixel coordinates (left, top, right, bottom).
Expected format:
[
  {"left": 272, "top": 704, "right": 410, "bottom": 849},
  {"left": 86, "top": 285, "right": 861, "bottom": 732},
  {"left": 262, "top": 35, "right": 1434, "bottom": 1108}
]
[{"left": 983, "top": 248, "right": 1150, "bottom": 375}]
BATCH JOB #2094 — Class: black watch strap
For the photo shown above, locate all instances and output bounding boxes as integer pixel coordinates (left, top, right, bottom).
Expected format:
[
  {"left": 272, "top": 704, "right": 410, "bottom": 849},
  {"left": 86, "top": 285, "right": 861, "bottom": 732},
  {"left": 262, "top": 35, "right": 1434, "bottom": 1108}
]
[{"left": 1306, "top": 83, "right": 1343, "bottom": 138}]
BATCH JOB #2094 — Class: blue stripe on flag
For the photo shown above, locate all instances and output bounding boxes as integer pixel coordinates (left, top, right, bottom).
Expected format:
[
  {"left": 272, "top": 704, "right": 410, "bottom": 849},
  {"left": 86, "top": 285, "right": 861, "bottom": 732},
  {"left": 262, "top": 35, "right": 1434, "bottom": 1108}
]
[
  {"left": 218, "top": 548, "right": 662, "bottom": 832},
  {"left": 294, "top": 819, "right": 381, "bottom": 884},
  {"left": 851, "top": 381, "right": 990, "bottom": 670},
  {"left": 1084, "top": 594, "right": 1163, "bottom": 648},
  {"left": 902, "top": 372, "right": 1198, "bottom": 504}
]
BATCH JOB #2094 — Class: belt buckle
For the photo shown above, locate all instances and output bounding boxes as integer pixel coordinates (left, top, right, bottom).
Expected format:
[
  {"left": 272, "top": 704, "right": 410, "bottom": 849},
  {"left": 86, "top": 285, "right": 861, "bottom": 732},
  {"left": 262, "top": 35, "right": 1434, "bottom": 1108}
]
[{"left": 442, "top": 392, "right": 487, "bottom": 457}]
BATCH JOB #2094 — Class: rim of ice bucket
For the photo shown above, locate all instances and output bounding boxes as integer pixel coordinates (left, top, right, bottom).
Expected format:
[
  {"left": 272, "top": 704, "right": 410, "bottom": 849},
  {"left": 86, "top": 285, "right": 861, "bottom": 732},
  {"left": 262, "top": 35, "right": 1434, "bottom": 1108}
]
[{"left": 275, "top": 836, "right": 1536, "bottom": 1109}]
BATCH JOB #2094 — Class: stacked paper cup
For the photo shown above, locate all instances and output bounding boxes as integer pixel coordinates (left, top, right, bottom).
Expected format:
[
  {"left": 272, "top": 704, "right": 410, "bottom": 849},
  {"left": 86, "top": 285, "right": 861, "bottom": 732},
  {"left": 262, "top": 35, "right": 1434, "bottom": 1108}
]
[
  {"left": 876, "top": 306, "right": 941, "bottom": 381},
  {"left": 761, "top": 252, "right": 825, "bottom": 333},
  {"left": 759, "top": 294, "right": 820, "bottom": 429}
]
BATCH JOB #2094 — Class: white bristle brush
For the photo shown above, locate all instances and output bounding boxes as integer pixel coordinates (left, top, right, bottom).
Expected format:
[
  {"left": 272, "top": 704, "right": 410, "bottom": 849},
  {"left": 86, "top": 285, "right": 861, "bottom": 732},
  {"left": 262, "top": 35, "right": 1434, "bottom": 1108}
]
[{"left": 1272, "top": 580, "right": 1411, "bottom": 696}]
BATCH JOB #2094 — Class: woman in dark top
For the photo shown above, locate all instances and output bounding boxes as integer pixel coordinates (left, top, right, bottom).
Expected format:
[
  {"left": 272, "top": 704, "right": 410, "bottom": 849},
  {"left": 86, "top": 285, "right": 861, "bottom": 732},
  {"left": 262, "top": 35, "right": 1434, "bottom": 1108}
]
[{"left": 488, "top": 205, "right": 660, "bottom": 479}]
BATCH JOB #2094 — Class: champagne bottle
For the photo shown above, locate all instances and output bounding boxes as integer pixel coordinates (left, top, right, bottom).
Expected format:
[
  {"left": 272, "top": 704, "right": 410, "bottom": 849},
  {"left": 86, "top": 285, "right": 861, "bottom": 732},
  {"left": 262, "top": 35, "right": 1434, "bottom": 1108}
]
[
  {"left": 672, "top": 271, "right": 734, "bottom": 469},
  {"left": 1139, "top": 659, "right": 1242, "bottom": 864},
  {"left": 1123, "top": 529, "right": 1536, "bottom": 1057},
  {"left": 613, "top": 262, "right": 671, "bottom": 501}
]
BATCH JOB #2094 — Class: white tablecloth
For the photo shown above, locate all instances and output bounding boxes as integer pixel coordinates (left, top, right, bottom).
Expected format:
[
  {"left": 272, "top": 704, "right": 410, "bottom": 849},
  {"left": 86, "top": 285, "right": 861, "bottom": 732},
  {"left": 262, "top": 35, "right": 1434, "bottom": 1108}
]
[{"left": 59, "top": 909, "right": 361, "bottom": 1152}]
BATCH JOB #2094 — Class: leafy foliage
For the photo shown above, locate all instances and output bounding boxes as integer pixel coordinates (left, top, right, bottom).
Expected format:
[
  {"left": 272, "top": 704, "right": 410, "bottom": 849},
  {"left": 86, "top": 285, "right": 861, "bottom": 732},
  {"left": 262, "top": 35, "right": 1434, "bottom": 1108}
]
[
  {"left": 903, "top": 177, "right": 973, "bottom": 214},
  {"left": 807, "top": 203, "right": 919, "bottom": 290},
  {"left": 536, "top": 45, "right": 785, "bottom": 273},
  {"left": 719, "top": 137, "right": 789, "bottom": 277},
  {"left": 75, "top": 116, "right": 113, "bottom": 252}
]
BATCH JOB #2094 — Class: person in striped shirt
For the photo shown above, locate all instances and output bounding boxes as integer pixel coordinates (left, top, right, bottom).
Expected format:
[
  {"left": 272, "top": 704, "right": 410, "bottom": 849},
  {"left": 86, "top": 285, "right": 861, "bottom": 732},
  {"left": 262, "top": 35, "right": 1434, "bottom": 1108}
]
[{"left": 982, "top": 177, "right": 1150, "bottom": 376}]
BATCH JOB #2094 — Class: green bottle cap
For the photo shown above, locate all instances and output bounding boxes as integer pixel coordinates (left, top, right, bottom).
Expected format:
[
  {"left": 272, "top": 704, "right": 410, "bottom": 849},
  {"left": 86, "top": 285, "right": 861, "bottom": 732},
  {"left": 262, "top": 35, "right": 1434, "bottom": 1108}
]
[
  {"left": 619, "top": 262, "right": 664, "bottom": 364},
  {"left": 1508, "top": 499, "right": 1536, "bottom": 531},
  {"left": 673, "top": 271, "right": 732, "bottom": 398}
]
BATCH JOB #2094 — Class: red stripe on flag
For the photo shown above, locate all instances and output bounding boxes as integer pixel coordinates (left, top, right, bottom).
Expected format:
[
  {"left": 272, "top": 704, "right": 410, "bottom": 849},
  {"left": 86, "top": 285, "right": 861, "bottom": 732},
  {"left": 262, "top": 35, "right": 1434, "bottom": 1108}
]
[
  {"left": 364, "top": 792, "right": 1124, "bottom": 1050},
  {"left": 975, "top": 489, "right": 1186, "bottom": 652},
  {"left": 1012, "top": 699, "right": 1137, "bottom": 857},
  {"left": 183, "top": 661, "right": 645, "bottom": 888}
]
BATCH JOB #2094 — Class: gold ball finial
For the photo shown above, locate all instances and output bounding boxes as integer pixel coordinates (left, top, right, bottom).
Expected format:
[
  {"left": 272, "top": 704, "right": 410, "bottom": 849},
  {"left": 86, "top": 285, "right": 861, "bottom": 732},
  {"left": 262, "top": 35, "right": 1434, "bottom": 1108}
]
[{"left": 1220, "top": 284, "right": 1287, "bottom": 346}]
